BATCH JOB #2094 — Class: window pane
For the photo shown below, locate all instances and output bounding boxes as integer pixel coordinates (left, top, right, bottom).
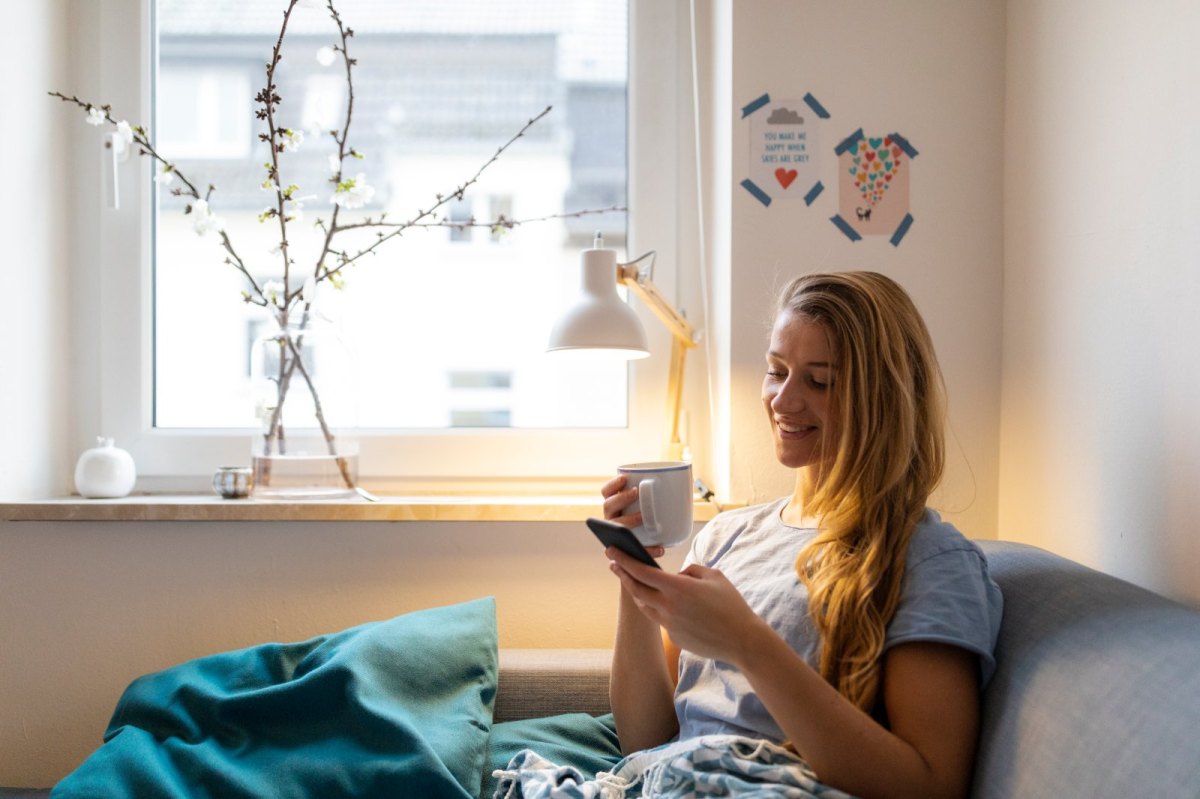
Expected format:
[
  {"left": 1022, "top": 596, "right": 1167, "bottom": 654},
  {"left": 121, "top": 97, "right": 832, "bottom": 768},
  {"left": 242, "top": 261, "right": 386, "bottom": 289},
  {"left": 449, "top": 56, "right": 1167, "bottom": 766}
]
[{"left": 154, "top": 0, "right": 628, "bottom": 430}]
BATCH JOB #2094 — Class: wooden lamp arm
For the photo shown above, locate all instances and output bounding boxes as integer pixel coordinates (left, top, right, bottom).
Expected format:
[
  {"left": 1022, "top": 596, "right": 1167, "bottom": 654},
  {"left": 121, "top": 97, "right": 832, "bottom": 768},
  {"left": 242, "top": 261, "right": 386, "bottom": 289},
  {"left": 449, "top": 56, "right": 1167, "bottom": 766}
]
[{"left": 618, "top": 264, "right": 697, "bottom": 460}]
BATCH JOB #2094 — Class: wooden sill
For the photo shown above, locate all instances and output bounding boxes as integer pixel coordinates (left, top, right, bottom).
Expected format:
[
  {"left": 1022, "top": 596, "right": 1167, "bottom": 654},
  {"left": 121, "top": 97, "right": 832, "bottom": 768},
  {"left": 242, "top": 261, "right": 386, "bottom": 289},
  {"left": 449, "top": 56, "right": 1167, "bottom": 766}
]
[{"left": 0, "top": 495, "right": 734, "bottom": 523}]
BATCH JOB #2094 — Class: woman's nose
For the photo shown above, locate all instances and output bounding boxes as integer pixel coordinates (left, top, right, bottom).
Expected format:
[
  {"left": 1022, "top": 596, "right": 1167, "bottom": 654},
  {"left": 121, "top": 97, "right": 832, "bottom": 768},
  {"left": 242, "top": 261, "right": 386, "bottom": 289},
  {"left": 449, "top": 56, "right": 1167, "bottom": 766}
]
[{"left": 771, "top": 379, "right": 804, "bottom": 412}]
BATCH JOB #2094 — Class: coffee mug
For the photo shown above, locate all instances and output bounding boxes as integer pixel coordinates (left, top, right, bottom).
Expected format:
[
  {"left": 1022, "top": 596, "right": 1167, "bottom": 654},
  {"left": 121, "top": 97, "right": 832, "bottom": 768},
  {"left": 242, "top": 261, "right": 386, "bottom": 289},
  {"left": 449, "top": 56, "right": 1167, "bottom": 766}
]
[{"left": 618, "top": 461, "right": 694, "bottom": 547}]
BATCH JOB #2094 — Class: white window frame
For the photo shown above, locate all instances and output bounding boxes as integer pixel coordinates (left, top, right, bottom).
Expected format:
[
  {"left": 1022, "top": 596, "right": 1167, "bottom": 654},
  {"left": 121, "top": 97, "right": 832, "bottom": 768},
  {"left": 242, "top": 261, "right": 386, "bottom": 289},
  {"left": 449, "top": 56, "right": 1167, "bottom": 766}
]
[{"left": 72, "top": 0, "right": 690, "bottom": 490}]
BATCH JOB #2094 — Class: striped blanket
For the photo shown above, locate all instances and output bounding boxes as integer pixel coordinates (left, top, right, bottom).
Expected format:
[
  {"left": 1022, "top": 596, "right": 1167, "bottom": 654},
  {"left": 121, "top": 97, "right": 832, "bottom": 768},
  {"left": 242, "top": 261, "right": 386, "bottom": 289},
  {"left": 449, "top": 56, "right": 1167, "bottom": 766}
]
[{"left": 491, "top": 734, "right": 857, "bottom": 799}]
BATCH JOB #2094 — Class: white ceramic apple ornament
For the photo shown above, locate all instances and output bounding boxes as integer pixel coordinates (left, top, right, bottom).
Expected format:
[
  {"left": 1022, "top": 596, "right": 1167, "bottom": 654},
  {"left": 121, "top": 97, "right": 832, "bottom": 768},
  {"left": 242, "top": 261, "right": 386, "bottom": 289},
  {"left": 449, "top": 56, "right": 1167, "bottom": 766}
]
[{"left": 74, "top": 437, "right": 137, "bottom": 498}]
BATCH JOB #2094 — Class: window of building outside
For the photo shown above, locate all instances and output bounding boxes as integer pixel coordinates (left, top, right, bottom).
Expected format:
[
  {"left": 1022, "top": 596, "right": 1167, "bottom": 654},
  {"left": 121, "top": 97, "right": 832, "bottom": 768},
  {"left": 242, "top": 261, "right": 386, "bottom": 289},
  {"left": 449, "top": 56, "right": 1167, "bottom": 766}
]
[{"left": 154, "top": 0, "right": 631, "bottom": 437}]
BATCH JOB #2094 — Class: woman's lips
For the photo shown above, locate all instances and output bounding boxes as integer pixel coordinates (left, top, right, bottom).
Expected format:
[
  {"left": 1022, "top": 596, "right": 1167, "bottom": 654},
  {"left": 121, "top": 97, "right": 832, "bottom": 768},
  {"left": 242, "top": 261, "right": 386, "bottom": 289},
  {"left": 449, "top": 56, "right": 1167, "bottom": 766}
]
[{"left": 775, "top": 420, "right": 816, "bottom": 439}]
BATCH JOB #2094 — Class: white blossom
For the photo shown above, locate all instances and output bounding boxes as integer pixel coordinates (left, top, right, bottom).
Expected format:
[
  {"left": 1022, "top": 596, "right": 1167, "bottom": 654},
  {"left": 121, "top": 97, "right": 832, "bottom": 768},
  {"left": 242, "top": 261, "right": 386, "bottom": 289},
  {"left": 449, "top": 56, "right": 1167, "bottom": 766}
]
[
  {"left": 191, "top": 198, "right": 225, "bottom": 236},
  {"left": 85, "top": 107, "right": 106, "bottom": 126},
  {"left": 328, "top": 153, "right": 341, "bottom": 176},
  {"left": 260, "top": 178, "right": 279, "bottom": 193},
  {"left": 331, "top": 173, "right": 375, "bottom": 209},
  {"left": 154, "top": 163, "right": 176, "bottom": 186},
  {"left": 280, "top": 129, "right": 304, "bottom": 153},
  {"left": 115, "top": 120, "right": 134, "bottom": 146},
  {"left": 316, "top": 46, "right": 336, "bottom": 67},
  {"left": 284, "top": 194, "right": 316, "bottom": 223},
  {"left": 262, "top": 280, "right": 286, "bottom": 307}
]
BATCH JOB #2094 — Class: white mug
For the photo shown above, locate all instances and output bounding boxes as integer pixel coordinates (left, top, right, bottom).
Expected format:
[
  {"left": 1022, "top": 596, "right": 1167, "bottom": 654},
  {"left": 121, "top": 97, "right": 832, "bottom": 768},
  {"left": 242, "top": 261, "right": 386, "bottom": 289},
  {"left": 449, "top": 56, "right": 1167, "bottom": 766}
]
[{"left": 618, "top": 461, "right": 694, "bottom": 547}]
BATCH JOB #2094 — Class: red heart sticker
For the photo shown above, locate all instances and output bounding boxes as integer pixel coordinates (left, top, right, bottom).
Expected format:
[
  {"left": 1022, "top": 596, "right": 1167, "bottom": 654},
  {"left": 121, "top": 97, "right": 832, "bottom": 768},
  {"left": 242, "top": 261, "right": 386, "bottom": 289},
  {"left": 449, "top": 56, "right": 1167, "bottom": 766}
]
[{"left": 775, "top": 168, "right": 798, "bottom": 189}]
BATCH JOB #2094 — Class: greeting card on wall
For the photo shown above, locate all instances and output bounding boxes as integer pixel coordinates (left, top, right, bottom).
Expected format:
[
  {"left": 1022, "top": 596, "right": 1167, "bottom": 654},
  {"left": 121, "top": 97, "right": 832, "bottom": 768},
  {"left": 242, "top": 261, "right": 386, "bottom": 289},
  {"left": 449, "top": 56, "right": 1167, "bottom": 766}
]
[
  {"left": 741, "top": 92, "right": 830, "bottom": 207},
  {"left": 831, "top": 129, "right": 918, "bottom": 246}
]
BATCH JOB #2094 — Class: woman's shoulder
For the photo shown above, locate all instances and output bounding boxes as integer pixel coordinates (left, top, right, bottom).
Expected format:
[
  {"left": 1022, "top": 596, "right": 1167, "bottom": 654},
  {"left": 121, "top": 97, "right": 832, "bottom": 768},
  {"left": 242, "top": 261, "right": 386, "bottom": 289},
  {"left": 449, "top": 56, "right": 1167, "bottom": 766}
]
[
  {"left": 905, "top": 509, "right": 988, "bottom": 570},
  {"left": 685, "top": 498, "right": 791, "bottom": 563}
]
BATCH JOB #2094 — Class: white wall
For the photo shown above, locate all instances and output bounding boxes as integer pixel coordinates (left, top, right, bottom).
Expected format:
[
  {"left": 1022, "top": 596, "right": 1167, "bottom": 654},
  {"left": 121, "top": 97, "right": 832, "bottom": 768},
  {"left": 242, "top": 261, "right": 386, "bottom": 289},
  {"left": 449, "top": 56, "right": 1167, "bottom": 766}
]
[
  {"left": 0, "top": 0, "right": 73, "bottom": 499},
  {"left": 1001, "top": 0, "right": 1200, "bottom": 605},
  {"left": 720, "top": 1, "right": 1006, "bottom": 543}
]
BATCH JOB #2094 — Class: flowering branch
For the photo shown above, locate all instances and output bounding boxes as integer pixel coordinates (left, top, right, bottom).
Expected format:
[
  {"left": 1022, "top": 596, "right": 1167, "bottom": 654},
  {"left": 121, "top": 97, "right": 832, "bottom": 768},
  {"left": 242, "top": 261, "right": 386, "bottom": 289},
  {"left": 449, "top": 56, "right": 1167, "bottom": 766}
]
[{"left": 320, "top": 105, "right": 553, "bottom": 282}]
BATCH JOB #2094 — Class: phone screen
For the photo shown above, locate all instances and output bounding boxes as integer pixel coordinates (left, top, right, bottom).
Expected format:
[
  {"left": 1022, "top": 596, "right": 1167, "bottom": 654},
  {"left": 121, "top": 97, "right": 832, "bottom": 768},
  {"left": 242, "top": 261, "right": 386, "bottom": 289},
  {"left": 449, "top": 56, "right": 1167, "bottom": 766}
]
[{"left": 586, "top": 517, "right": 662, "bottom": 569}]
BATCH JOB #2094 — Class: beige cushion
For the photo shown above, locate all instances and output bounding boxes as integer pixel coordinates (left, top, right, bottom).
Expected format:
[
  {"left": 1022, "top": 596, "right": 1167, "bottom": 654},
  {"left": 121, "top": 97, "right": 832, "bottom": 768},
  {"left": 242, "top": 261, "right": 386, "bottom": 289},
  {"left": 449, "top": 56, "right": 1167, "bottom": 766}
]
[{"left": 495, "top": 649, "right": 612, "bottom": 722}]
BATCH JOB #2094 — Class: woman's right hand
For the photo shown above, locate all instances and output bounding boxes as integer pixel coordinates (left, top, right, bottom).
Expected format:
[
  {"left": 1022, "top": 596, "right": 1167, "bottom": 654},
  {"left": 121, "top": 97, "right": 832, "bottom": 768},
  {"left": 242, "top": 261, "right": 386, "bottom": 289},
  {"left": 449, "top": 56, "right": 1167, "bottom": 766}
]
[
  {"left": 600, "top": 474, "right": 665, "bottom": 559},
  {"left": 601, "top": 474, "right": 642, "bottom": 526}
]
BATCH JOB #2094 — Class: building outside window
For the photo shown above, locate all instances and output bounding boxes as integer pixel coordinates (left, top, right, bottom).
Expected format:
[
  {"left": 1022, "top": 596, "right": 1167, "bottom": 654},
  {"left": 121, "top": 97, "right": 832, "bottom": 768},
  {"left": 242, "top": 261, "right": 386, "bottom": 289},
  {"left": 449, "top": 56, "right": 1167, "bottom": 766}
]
[{"left": 155, "top": 0, "right": 629, "bottom": 432}]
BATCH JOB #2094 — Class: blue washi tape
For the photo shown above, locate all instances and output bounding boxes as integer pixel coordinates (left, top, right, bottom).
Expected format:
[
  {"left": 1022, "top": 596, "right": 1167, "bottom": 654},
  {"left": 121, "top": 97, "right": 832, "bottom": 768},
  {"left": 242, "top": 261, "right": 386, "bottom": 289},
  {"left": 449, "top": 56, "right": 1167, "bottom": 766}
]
[
  {"left": 741, "top": 179, "right": 772, "bottom": 207},
  {"left": 742, "top": 93, "right": 770, "bottom": 118},
  {"left": 830, "top": 214, "right": 862, "bottom": 241},
  {"left": 888, "top": 132, "right": 918, "bottom": 159},
  {"left": 834, "top": 129, "right": 864, "bottom": 155},
  {"left": 890, "top": 213, "right": 914, "bottom": 246},
  {"left": 803, "top": 181, "right": 824, "bottom": 206},
  {"left": 803, "top": 93, "right": 830, "bottom": 119}
]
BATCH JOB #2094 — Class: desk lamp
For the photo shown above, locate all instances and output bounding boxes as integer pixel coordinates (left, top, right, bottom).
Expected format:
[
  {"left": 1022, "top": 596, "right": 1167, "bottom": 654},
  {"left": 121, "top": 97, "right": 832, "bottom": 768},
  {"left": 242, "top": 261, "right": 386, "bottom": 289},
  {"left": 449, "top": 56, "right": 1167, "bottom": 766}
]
[{"left": 547, "top": 234, "right": 698, "bottom": 460}]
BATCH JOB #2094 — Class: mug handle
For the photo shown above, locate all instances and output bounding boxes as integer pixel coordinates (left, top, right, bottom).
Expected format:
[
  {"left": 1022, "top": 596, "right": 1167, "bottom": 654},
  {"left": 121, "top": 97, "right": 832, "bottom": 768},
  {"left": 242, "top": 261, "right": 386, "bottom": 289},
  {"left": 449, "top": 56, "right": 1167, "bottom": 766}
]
[{"left": 640, "top": 478, "right": 659, "bottom": 536}]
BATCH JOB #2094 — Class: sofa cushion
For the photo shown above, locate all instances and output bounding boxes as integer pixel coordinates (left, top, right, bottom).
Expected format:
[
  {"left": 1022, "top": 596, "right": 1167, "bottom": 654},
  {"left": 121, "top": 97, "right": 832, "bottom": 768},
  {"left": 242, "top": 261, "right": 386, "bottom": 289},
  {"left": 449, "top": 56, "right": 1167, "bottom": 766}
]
[{"left": 973, "top": 541, "right": 1200, "bottom": 798}]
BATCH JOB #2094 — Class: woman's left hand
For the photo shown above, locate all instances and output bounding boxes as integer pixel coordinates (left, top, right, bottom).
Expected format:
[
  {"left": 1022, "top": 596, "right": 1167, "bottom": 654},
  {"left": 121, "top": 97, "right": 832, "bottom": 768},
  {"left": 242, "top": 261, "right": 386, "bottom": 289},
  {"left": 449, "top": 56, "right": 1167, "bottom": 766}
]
[{"left": 605, "top": 548, "right": 769, "bottom": 666}]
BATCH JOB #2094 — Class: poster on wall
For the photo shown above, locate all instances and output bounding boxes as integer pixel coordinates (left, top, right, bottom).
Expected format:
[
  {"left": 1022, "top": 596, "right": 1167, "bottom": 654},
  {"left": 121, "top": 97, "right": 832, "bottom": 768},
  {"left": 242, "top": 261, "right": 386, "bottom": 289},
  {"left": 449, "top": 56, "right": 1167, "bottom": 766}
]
[
  {"left": 741, "top": 92, "right": 829, "bottom": 207},
  {"left": 831, "top": 129, "right": 918, "bottom": 246}
]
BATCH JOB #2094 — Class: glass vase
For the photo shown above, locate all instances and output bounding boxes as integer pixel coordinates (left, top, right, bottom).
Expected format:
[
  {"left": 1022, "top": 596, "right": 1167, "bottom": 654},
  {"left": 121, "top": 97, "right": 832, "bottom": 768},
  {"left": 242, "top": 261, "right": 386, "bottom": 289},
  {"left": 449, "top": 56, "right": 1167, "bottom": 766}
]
[{"left": 249, "top": 312, "right": 359, "bottom": 499}]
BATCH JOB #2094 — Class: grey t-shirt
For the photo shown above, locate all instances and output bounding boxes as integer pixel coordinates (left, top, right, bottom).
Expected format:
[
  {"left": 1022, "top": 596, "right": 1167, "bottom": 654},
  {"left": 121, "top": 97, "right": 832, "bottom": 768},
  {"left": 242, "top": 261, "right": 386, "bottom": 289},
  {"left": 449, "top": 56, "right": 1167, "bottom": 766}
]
[{"left": 674, "top": 498, "right": 1004, "bottom": 742}]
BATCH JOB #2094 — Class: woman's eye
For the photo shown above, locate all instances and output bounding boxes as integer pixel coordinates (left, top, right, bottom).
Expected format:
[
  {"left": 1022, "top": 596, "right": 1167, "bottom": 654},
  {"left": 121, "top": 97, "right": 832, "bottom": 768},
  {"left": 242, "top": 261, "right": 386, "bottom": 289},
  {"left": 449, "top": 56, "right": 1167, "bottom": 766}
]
[
  {"left": 807, "top": 376, "right": 830, "bottom": 390},
  {"left": 766, "top": 369, "right": 786, "bottom": 379}
]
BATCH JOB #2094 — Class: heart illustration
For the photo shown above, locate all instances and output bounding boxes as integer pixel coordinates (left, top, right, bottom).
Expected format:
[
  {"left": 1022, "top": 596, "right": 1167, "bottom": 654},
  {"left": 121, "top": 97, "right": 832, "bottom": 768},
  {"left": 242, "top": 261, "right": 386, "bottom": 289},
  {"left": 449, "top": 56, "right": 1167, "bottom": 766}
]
[
  {"left": 775, "top": 168, "right": 798, "bottom": 189},
  {"left": 845, "top": 133, "right": 909, "bottom": 208}
]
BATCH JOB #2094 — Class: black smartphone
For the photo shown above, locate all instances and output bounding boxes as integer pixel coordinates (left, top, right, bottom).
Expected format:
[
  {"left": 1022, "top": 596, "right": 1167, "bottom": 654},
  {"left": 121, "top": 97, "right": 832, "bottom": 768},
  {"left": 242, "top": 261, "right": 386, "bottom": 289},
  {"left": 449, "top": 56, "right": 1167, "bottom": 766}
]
[{"left": 586, "top": 517, "right": 662, "bottom": 569}]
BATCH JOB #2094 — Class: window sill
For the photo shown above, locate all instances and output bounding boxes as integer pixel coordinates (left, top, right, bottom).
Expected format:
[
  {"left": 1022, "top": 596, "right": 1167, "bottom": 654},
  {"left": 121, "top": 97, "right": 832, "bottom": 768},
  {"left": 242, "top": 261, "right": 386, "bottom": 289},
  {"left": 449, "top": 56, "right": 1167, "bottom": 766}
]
[{"left": 1, "top": 495, "right": 733, "bottom": 523}]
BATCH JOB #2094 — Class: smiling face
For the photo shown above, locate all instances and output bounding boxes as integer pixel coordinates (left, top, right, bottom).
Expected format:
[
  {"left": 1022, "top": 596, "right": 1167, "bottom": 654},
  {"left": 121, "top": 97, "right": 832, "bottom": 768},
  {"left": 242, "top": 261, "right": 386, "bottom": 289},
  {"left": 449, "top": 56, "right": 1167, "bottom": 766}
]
[{"left": 762, "top": 311, "right": 838, "bottom": 471}]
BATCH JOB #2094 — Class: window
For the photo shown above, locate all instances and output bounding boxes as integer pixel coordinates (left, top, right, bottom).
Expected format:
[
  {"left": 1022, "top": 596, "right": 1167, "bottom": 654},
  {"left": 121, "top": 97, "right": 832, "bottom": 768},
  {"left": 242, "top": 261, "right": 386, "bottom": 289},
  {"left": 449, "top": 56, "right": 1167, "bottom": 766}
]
[{"left": 79, "top": 0, "right": 686, "bottom": 486}]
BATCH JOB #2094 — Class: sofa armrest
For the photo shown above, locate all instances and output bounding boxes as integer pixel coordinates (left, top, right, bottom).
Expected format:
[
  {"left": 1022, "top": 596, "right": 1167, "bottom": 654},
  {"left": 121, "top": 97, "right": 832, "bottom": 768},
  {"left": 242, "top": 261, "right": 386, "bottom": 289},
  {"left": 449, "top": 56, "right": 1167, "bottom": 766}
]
[{"left": 494, "top": 649, "right": 612, "bottom": 722}]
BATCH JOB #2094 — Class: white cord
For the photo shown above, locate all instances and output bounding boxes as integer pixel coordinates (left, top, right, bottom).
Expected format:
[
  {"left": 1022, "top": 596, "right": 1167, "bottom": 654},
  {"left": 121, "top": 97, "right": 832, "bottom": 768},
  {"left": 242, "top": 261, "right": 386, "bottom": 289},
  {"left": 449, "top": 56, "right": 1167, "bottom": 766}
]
[{"left": 688, "top": 0, "right": 721, "bottom": 502}]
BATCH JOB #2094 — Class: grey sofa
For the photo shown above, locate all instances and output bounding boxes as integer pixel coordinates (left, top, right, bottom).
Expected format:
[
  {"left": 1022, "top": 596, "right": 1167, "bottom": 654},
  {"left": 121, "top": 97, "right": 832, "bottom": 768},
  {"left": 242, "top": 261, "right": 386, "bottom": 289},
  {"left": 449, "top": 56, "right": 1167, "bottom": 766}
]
[
  {"left": 494, "top": 541, "right": 1200, "bottom": 798},
  {"left": 6, "top": 541, "right": 1198, "bottom": 798}
]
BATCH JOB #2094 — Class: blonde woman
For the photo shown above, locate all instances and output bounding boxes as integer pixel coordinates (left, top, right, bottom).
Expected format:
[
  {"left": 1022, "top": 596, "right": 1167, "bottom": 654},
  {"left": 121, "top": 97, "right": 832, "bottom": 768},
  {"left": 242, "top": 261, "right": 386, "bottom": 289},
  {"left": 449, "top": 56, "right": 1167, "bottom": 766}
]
[{"left": 602, "top": 271, "right": 1003, "bottom": 799}]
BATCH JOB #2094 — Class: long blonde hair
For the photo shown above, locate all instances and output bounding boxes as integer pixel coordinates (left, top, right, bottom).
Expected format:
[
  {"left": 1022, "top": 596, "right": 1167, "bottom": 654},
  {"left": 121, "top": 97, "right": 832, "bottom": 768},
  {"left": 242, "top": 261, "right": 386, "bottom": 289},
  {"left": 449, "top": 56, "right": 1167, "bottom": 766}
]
[{"left": 778, "top": 271, "right": 946, "bottom": 712}]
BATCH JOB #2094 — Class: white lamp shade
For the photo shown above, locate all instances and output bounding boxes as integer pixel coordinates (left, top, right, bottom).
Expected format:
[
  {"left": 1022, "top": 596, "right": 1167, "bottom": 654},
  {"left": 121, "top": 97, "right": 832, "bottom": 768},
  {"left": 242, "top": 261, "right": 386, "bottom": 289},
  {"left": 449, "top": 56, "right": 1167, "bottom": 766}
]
[{"left": 547, "top": 246, "right": 650, "bottom": 358}]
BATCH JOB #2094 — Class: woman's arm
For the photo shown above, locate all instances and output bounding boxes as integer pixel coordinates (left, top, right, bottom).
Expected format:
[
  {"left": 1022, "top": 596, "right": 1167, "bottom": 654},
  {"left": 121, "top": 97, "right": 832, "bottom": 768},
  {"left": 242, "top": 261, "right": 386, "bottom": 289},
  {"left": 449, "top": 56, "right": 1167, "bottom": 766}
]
[
  {"left": 609, "top": 588, "right": 682, "bottom": 753},
  {"left": 742, "top": 630, "right": 979, "bottom": 799},
  {"left": 609, "top": 552, "right": 980, "bottom": 799},
  {"left": 601, "top": 476, "right": 681, "bottom": 754}
]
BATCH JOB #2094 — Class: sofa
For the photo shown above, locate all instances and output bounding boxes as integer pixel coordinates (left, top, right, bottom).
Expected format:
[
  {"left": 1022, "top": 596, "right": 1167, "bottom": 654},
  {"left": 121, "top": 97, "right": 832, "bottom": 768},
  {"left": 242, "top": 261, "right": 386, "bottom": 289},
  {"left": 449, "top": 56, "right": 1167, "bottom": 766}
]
[
  {"left": 493, "top": 540, "right": 1200, "bottom": 798},
  {"left": 4, "top": 540, "right": 1198, "bottom": 798}
]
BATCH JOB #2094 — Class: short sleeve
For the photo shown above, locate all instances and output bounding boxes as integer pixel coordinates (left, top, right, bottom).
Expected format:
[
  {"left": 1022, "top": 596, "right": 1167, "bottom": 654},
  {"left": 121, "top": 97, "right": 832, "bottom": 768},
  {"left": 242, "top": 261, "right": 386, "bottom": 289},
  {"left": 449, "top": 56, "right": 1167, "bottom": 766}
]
[{"left": 885, "top": 546, "right": 1004, "bottom": 686}]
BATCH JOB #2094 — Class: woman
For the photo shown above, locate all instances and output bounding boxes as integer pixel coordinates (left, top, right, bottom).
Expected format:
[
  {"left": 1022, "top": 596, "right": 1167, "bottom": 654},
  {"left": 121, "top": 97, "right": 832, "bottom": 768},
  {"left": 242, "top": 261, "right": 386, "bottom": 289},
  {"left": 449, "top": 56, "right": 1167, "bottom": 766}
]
[{"left": 602, "top": 271, "right": 1002, "bottom": 799}]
